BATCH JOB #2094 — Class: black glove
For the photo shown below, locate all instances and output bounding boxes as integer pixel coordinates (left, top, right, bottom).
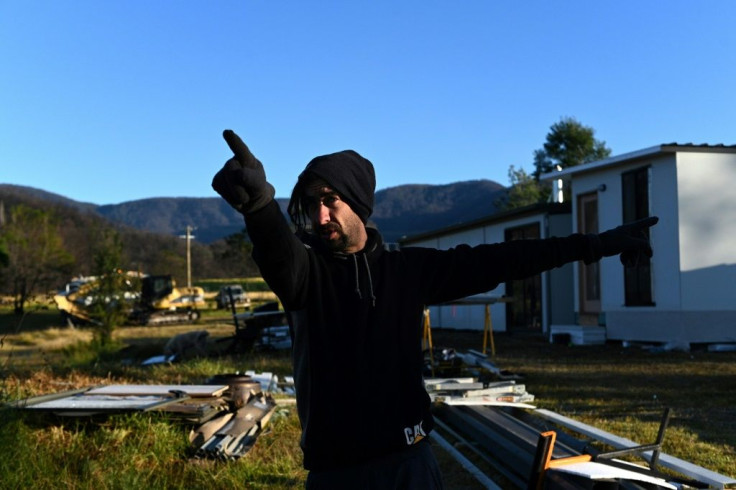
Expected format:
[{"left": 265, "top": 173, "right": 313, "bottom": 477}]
[
  {"left": 212, "top": 130, "right": 275, "bottom": 215},
  {"left": 598, "top": 216, "right": 659, "bottom": 267}
]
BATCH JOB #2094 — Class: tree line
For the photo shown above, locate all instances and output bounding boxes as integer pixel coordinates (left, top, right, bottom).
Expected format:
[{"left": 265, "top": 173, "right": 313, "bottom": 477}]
[{"left": 0, "top": 192, "right": 260, "bottom": 315}]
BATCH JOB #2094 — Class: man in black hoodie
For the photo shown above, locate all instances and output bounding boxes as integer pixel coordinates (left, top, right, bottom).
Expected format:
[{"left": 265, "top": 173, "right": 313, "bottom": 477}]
[{"left": 212, "top": 130, "right": 658, "bottom": 489}]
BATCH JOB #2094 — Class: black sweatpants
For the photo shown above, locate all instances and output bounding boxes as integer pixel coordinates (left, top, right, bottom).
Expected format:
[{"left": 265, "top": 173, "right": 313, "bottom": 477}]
[{"left": 305, "top": 439, "right": 444, "bottom": 490}]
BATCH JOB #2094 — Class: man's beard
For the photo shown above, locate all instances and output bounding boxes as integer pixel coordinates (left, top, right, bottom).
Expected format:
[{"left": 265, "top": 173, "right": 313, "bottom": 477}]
[{"left": 318, "top": 223, "right": 349, "bottom": 252}]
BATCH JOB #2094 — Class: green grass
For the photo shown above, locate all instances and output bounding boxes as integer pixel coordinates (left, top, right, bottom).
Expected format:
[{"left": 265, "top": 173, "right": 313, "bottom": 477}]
[
  {"left": 1, "top": 305, "right": 61, "bottom": 335},
  {"left": 1, "top": 308, "right": 735, "bottom": 488},
  {"left": 195, "top": 277, "right": 272, "bottom": 293},
  {"left": 0, "top": 406, "right": 306, "bottom": 489},
  {"left": 1, "top": 329, "right": 306, "bottom": 489}
]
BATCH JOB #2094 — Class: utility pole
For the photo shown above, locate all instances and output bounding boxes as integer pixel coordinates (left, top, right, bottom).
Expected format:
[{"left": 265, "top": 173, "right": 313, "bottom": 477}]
[{"left": 179, "top": 226, "right": 196, "bottom": 289}]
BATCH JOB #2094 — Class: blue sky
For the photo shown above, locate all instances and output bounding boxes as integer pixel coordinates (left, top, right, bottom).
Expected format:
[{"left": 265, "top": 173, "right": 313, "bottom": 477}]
[{"left": 2, "top": 1, "right": 735, "bottom": 204}]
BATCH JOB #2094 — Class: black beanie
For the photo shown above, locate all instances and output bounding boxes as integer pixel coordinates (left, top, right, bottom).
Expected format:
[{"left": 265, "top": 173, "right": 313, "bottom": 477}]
[{"left": 288, "top": 150, "right": 376, "bottom": 229}]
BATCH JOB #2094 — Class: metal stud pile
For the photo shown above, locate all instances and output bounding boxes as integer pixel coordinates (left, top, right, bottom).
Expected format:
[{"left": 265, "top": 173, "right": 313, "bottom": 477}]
[{"left": 191, "top": 391, "right": 277, "bottom": 460}]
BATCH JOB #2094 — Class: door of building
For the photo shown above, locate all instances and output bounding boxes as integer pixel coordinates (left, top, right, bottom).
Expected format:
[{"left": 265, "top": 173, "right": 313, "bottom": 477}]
[{"left": 578, "top": 192, "right": 601, "bottom": 322}]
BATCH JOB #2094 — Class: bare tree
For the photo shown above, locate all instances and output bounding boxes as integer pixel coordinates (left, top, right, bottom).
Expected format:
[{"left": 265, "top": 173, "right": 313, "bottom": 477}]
[{"left": 0, "top": 204, "right": 74, "bottom": 314}]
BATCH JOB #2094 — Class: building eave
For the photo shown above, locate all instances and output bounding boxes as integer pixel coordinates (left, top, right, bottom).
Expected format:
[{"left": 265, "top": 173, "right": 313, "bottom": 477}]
[
  {"left": 540, "top": 143, "right": 736, "bottom": 181},
  {"left": 399, "top": 202, "right": 570, "bottom": 245}
]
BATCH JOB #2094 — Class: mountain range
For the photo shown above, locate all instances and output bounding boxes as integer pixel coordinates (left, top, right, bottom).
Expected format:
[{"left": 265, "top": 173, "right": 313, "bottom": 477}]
[{"left": 0, "top": 181, "right": 508, "bottom": 243}]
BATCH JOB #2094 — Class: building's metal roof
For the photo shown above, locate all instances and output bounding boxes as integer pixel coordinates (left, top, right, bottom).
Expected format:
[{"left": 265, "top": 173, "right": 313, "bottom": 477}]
[
  {"left": 399, "top": 201, "right": 570, "bottom": 244},
  {"left": 540, "top": 143, "right": 736, "bottom": 181}
]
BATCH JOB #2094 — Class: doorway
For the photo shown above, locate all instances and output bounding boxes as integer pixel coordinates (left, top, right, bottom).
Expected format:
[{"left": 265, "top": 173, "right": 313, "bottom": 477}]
[{"left": 578, "top": 192, "right": 600, "bottom": 323}]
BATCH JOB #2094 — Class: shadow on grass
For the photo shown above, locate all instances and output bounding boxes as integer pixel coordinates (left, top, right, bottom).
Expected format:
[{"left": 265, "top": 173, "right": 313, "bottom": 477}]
[{"left": 0, "top": 308, "right": 65, "bottom": 335}]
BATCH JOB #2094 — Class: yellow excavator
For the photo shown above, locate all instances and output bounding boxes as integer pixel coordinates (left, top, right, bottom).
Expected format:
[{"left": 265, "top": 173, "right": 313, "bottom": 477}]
[
  {"left": 133, "top": 275, "right": 206, "bottom": 325},
  {"left": 54, "top": 274, "right": 206, "bottom": 326}
]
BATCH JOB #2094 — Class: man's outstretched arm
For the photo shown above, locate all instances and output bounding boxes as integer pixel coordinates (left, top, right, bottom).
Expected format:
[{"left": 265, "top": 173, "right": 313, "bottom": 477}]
[{"left": 416, "top": 217, "right": 659, "bottom": 306}]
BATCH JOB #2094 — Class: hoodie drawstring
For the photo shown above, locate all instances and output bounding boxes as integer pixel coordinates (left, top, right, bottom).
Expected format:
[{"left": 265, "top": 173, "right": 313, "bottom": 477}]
[
  {"left": 351, "top": 254, "right": 376, "bottom": 307},
  {"left": 352, "top": 255, "right": 361, "bottom": 299},
  {"left": 362, "top": 254, "right": 376, "bottom": 307}
]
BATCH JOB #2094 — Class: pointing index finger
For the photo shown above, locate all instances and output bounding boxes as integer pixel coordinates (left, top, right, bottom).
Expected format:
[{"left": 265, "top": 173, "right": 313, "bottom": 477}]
[
  {"left": 223, "top": 129, "right": 251, "bottom": 166},
  {"left": 641, "top": 216, "right": 659, "bottom": 228}
]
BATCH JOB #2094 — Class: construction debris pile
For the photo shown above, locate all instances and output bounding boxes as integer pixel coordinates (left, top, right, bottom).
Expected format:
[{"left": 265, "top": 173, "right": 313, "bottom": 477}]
[
  {"left": 422, "top": 346, "right": 736, "bottom": 489},
  {"left": 426, "top": 378, "right": 535, "bottom": 407},
  {"left": 434, "top": 401, "right": 736, "bottom": 489},
  {"left": 423, "top": 347, "right": 534, "bottom": 407},
  {"left": 190, "top": 387, "right": 277, "bottom": 460},
  {"left": 11, "top": 371, "right": 294, "bottom": 461}
]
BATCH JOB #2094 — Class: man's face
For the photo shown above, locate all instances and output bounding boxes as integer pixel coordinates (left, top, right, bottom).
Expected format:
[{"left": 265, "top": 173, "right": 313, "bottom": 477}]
[{"left": 304, "top": 184, "right": 367, "bottom": 253}]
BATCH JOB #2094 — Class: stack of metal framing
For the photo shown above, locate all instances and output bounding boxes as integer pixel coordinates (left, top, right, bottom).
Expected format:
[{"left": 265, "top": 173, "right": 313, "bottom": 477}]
[
  {"left": 191, "top": 391, "right": 277, "bottom": 460},
  {"left": 432, "top": 402, "right": 736, "bottom": 489}
]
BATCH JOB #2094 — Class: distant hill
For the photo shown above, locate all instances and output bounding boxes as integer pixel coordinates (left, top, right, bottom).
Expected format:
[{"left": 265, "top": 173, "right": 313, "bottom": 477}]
[
  {"left": 0, "top": 184, "right": 99, "bottom": 213},
  {"left": 372, "top": 180, "right": 506, "bottom": 241},
  {"left": 96, "top": 197, "right": 249, "bottom": 244},
  {"left": 1, "top": 180, "right": 507, "bottom": 243}
]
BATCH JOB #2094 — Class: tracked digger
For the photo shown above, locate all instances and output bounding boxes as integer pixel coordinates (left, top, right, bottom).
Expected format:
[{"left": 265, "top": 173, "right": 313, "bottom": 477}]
[
  {"left": 133, "top": 275, "right": 205, "bottom": 325},
  {"left": 54, "top": 274, "right": 206, "bottom": 326}
]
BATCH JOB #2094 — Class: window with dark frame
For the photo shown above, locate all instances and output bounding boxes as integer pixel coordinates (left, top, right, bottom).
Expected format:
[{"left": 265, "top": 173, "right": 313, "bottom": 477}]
[
  {"left": 504, "top": 223, "right": 542, "bottom": 330},
  {"left": 621, "top": 166, "right": 654, "bottom": 306}
]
